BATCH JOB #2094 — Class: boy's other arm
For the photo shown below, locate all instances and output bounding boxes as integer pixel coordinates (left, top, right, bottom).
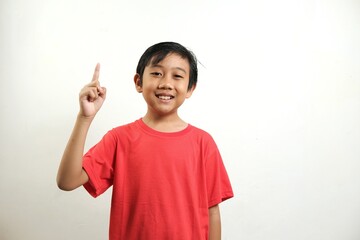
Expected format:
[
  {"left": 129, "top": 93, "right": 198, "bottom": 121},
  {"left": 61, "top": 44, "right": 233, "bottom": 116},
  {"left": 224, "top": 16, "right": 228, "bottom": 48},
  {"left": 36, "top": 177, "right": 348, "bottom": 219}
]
[
  {"left": 209, "top": 205, "right": 221, "bottom": 240},
  {"left": 57, "top": 63, "right": 106, "bottom": 191}
]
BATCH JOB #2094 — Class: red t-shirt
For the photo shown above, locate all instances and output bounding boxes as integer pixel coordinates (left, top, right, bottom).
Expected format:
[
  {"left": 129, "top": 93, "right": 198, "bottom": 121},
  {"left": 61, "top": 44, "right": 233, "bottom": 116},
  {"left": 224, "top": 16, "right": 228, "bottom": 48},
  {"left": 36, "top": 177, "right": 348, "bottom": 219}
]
[{"left": 83, "top": 119, "right": 233, "bottom": 239}]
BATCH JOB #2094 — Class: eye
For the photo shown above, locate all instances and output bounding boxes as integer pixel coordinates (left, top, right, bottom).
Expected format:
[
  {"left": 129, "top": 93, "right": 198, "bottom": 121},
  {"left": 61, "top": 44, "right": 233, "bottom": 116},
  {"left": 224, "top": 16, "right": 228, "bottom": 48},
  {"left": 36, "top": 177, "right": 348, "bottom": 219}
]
[
  {"left": 151, "top": 72, "right": 162, "bottom": 77},
  {"left": 174, "top": 74, "right": 184, "bottom": 79}
]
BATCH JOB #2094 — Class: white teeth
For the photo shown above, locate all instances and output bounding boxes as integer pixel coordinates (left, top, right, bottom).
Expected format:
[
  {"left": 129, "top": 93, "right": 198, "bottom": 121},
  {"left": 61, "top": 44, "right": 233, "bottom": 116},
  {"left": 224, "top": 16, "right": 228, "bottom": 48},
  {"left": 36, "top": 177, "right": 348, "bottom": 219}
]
[{"left": 158, "top": 95, "right": 171, "bottom": 100}]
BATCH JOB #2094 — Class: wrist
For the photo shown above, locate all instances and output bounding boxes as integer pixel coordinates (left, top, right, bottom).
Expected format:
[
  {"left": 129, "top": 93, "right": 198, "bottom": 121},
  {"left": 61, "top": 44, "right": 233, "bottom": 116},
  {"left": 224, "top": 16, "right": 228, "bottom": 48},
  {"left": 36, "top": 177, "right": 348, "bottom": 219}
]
[{"left": 76, "top": 113, "right": 95, "bottom": 123}]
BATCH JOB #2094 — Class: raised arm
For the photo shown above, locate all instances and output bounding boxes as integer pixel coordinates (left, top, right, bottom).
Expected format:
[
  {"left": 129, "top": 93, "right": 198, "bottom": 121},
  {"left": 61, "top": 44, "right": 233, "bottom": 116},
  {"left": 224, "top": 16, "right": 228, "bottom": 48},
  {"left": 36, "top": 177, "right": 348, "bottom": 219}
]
[{"left": 57, "top": 63, "right": 107, "bottom": 191}]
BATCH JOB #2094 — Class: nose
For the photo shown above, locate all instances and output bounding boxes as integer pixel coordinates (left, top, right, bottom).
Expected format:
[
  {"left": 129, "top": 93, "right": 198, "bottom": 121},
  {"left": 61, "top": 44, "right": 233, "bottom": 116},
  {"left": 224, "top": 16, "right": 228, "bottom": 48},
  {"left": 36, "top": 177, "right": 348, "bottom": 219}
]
[{"left": 158, "top": 75, "right": 173, "bottom": 90}]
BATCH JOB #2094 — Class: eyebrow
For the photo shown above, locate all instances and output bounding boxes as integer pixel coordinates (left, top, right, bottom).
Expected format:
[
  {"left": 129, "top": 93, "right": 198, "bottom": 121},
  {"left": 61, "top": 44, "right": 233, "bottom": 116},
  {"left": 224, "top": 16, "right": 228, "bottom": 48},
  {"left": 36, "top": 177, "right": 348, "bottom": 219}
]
[{"left": 149, "top": 64, "right": 187, "bottom": 74}]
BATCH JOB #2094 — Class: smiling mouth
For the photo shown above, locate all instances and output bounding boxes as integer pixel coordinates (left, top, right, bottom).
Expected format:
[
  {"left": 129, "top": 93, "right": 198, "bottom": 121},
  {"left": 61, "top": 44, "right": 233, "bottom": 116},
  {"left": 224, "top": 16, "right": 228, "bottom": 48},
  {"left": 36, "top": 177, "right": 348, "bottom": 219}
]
[{"left": 156, "top": 95, "right": 174, "bottom": 100}]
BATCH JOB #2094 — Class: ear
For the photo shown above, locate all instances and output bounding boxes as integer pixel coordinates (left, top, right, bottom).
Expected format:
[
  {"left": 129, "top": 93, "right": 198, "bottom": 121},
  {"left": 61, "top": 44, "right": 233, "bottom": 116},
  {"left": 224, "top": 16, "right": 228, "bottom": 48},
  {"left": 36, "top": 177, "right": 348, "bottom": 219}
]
[
  {"left": 134, "top": 74, "right": 143, "bottom": 93},
  {"left": 185, "top": 84, "right": 196, "bottom": 98}
]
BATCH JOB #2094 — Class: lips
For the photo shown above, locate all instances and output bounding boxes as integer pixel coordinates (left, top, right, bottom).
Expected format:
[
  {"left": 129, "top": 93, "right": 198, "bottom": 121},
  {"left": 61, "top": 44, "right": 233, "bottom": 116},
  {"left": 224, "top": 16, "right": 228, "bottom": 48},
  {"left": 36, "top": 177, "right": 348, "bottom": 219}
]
[{"left": 156, "top": 94, "right": 174, "bottom": 100}]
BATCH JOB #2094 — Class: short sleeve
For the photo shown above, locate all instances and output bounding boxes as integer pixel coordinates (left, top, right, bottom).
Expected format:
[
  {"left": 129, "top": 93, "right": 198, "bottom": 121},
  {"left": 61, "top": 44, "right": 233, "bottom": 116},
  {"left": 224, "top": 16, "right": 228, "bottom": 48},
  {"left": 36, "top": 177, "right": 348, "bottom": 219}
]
[
  {"left": 82, "top": 130, "right": 117, "bottom": 198},
  {"left": 205, "top": 137, "right": 234, "bottom": 208}
]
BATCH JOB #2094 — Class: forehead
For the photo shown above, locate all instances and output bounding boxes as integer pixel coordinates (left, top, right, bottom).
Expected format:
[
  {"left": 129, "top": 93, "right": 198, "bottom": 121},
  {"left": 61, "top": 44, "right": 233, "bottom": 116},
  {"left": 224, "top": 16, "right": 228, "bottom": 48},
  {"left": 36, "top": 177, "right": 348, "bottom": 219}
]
[{"left": 148, "top": 53, "right": 190, "bottom": 70}]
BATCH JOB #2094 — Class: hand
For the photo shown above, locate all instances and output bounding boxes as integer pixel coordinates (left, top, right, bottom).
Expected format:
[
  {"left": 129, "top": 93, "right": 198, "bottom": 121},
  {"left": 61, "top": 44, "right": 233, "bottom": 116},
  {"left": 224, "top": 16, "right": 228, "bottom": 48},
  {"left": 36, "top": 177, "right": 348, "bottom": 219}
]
[{"left": 78, "top": 63, "right": 107, "bottom": 118}]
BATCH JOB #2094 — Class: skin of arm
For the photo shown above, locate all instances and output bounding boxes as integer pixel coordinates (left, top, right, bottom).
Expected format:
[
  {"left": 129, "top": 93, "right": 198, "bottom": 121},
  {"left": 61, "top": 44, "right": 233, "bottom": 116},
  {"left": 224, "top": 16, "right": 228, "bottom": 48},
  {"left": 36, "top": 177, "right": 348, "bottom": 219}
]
[
  {"left": 209, "top": 204, "right": 221, "bottom": 240},
  {"left": 57, "top": 63, "right": 106, "bottom": 191}
]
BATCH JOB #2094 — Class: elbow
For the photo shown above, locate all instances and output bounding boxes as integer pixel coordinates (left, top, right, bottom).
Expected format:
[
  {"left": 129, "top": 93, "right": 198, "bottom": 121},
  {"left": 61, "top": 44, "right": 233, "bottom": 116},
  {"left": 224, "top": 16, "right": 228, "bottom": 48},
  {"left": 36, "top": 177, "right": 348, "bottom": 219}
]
[
  {"left": 57, "top": 182, "right": 72, "bottom": 191},
  {"left": 56, "top": 176, "right": 76, "bottom": 191},
  {"left": 56, "top": 180, "right": 69, "bottom": 191},
  {"left": 56, "top": 171, "right": 86, "bottom": 191}
]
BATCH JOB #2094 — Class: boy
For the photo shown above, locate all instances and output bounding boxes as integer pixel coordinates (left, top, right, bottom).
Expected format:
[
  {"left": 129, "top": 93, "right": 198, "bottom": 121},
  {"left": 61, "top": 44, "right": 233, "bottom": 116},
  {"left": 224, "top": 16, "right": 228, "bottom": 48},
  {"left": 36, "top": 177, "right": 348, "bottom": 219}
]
[{"left": 57, "top": 42, "right": 233, "bottom": 240}]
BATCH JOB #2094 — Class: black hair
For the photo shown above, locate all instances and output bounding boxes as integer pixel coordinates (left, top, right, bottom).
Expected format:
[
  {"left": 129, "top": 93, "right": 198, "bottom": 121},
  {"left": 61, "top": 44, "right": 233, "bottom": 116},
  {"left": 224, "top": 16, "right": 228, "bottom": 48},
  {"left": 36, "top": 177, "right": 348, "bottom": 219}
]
[{"left": 136, "top": 42, "right": 198, "bottom": 91}]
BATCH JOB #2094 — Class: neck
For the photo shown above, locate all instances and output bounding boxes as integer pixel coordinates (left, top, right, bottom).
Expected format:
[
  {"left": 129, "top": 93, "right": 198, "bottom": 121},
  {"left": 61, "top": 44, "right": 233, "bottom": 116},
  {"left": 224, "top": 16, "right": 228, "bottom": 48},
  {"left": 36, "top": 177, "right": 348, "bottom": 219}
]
[{"left": 142, "top": 113, "right": 188, "bottom": 132}]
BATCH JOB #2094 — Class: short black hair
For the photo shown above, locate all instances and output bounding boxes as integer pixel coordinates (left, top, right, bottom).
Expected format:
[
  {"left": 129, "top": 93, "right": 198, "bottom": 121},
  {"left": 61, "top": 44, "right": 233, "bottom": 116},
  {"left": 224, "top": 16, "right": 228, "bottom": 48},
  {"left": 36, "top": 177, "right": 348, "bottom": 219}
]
[{"left": 136, "top": 42, "right": 198, "bottom": 91}]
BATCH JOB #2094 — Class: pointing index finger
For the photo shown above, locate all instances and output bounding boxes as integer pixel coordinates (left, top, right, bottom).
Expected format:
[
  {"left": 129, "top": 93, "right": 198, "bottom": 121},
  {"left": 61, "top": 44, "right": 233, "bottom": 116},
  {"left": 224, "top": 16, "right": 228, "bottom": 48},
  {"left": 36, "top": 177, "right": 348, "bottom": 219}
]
[{"left": 92, "top": 63, "right": 100, "bottom": 82}]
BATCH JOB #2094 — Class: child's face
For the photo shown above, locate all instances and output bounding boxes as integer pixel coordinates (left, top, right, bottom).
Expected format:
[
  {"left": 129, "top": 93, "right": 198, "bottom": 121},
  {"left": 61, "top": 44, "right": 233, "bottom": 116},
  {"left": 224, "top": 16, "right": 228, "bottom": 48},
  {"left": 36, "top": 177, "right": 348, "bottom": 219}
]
[{"left": 134, "top": 53, "right": 195, "bottom": 117}]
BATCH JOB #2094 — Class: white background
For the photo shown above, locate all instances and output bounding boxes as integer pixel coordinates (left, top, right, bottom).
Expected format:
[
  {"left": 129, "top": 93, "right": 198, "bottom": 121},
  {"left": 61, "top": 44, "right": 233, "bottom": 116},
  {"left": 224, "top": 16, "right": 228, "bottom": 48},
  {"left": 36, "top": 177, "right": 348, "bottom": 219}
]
[{"left": 1, "top": 0, "right": 359, "bottom": 239}]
